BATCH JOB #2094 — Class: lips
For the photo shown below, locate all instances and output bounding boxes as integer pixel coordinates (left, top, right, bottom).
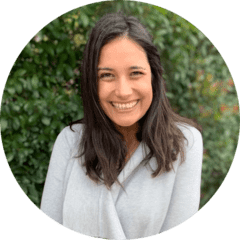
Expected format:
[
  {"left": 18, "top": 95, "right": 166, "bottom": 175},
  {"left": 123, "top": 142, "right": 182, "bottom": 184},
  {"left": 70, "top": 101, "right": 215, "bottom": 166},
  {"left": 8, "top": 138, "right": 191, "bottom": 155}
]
[
  {"left": 111, "top": 100, "right": 139, "bottom": 110},
  {"left": 111, "top": 99, "right": 139, "bottom": 104}
]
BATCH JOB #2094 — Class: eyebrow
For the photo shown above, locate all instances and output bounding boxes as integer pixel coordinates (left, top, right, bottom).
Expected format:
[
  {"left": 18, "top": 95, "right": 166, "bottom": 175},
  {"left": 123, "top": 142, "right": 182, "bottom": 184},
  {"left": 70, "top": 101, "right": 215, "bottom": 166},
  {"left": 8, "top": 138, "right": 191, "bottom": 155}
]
[
  {"left": 97, "top": 66, "right": 146, "bottom": 71},
  {"left": 130, "top": 66, "right": 146, "bottom": 70},
  {"left": 97, "top": 67, "right": 113, "bottom": 71}
]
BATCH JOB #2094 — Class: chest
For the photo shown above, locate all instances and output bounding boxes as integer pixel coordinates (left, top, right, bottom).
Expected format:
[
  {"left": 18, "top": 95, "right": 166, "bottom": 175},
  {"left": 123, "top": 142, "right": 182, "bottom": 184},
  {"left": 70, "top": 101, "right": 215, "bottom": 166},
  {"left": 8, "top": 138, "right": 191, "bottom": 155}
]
[{"left": 62, "top": 158, "right": 177, "bottom": 238}]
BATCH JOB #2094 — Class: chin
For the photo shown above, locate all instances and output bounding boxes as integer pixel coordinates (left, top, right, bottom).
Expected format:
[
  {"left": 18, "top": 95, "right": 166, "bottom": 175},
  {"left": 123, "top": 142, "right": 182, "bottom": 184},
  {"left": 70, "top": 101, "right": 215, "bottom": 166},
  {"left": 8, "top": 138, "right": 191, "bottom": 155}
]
[{"left": 113, "top": 119, "right": 138, "bottom": 128}]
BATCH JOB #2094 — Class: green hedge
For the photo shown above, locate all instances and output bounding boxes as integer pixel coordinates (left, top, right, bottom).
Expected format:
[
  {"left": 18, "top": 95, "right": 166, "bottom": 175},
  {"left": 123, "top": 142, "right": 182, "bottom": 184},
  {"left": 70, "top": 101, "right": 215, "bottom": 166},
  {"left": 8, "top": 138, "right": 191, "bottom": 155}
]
[{"left": 1, "top": 1, "right": 239, "bottom": 208}]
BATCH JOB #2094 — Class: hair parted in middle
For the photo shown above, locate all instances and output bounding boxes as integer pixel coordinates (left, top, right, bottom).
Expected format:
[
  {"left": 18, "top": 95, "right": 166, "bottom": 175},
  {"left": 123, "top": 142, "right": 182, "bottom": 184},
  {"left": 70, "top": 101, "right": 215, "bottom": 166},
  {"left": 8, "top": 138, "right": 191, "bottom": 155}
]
[{"left": 69, "top": 12, "right": 202, "bottom": 189}]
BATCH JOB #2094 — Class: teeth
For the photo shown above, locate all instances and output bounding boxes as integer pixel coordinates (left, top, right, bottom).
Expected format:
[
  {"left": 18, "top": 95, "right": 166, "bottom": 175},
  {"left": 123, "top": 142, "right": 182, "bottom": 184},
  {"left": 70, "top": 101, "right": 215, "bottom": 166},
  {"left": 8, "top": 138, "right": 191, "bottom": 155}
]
[{"left": 112, "top": 100, "right": 138, "bottom": 109}]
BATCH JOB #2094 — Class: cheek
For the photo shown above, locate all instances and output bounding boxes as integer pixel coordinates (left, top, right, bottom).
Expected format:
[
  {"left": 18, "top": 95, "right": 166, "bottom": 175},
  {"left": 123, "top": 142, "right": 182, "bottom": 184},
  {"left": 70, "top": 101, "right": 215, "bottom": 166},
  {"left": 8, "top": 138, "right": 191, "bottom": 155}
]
[
  {"left": 143, "top": 83, "right": 153, "bottom": 109},
  {"left": 146, "top": 89, "right": 153, "bottom": 106},
  {"left": 142, "top": 81, "right": 153, "bottom": 100},
  {"left": 98, "top": 83, "right": 106, "bottom": 101}
]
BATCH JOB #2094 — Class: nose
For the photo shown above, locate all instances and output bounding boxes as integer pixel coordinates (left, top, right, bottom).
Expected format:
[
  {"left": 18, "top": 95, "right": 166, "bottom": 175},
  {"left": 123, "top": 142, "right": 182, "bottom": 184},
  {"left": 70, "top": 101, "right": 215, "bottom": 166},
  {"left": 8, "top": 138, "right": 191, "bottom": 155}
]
[{"left": 115, "top": 77, "right": 133, "bottom": 99}]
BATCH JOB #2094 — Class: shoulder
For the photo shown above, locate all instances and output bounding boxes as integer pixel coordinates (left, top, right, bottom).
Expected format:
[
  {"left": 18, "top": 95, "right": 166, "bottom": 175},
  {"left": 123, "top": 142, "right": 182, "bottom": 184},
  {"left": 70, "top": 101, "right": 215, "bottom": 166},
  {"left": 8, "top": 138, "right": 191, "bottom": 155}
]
[
  {"left": 54, "top": 123, "right": 84, "bottom": 150},
  {"left": 169, "top": 124, "right": 203, "bottom": 180},
  {"left": 176, "top": 123, "right": 203, "bottom": 153}
]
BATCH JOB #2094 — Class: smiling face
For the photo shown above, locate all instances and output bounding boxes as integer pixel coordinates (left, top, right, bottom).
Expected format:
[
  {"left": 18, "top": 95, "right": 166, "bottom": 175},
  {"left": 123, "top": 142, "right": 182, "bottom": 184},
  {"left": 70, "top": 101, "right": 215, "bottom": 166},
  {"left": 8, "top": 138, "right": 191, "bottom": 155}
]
[{"left": 97, "top": 37, "right": 153, "bottom": 128}]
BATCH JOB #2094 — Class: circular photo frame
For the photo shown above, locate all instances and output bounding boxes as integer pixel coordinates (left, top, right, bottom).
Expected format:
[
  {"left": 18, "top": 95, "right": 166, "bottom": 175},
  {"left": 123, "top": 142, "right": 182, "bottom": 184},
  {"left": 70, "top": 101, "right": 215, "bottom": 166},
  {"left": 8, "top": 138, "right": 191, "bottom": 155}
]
[{"left": 1, "top": 1, "right": 239, "bottom": 240}]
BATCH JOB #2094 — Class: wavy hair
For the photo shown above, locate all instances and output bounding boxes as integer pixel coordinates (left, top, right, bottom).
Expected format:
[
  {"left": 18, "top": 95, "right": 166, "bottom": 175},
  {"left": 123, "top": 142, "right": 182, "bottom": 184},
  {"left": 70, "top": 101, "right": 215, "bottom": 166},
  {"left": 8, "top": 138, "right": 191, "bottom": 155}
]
[{"left": 69, "top": 12, "right": 202, "bottom": 189}]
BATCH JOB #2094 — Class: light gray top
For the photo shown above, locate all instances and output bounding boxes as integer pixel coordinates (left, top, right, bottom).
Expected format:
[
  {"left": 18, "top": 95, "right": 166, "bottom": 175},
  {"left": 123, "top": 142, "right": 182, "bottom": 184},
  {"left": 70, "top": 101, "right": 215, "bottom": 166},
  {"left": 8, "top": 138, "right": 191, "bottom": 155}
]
[{"left": 40, "top": 123, "right": 203, "bottom": 239}]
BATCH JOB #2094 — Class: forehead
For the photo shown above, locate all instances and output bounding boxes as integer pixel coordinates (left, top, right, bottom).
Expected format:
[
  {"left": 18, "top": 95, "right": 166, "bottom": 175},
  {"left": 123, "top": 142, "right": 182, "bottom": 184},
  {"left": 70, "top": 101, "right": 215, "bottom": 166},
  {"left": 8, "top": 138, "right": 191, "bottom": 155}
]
[{"left": 98, "top": 37, "right": 149, "bottom": 67}]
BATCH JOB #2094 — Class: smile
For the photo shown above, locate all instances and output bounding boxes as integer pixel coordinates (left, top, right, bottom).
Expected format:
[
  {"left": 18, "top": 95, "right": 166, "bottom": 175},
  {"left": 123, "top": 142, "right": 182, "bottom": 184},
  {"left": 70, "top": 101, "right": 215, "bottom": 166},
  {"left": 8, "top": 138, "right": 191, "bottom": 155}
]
[{"left": 111, "top": 100, "right": 139, "bottom": 110}]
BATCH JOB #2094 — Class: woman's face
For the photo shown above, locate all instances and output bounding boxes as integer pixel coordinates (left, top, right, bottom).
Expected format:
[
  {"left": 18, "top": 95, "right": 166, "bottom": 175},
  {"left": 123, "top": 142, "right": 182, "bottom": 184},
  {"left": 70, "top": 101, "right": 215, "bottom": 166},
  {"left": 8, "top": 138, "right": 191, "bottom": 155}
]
[{"left": 97, "top": 37, "right": 153, "bottom": 128}]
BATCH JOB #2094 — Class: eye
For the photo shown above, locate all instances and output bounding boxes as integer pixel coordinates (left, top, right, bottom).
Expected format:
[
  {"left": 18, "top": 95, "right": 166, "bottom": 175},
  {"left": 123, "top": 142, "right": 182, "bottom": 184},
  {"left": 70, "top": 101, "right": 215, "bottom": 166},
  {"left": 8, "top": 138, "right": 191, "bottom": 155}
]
[
  {"left": 130, "top": 71, "right": 144, "bottom": 78},
  {"left": 98, "top": 73, "right": 115, "bottom": 81}
]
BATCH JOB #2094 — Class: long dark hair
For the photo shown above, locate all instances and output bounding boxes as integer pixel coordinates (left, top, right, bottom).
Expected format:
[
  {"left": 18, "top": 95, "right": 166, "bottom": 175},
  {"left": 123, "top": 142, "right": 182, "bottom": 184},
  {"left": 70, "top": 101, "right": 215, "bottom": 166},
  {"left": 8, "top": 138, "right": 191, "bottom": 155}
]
[{"left": 69, "top": 12, "right": 202, "bottom": 189}]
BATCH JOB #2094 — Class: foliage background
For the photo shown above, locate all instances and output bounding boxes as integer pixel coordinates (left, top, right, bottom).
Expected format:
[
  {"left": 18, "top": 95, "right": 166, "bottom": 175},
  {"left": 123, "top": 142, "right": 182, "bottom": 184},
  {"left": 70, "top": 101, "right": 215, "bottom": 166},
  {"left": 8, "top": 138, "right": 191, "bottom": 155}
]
[{"left": 0, "top": 1, "right": 239, "bottom": 209}]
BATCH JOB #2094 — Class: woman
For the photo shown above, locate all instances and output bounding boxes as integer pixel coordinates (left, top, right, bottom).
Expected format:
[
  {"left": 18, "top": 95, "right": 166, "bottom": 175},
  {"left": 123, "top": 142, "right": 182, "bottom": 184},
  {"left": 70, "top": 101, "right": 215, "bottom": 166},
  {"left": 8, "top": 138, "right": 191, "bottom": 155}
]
[{"left": 41, "top": 12, "right": 203, "bottom": 239}]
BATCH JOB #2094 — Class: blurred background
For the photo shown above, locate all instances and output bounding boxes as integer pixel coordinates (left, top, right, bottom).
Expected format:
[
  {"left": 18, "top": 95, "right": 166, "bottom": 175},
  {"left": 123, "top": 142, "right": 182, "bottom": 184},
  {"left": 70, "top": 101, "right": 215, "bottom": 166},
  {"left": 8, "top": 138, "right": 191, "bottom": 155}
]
[{"left": 0, "top": 0, "right": 239, "bottom": 209}]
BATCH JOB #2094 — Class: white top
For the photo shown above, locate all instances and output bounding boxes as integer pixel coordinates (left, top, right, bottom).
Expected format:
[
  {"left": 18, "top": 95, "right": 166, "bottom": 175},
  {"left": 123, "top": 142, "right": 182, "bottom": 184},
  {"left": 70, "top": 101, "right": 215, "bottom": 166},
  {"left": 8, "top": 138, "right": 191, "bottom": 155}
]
[{"left": 41, "top": 123, "right": 203, "bottom": 239}]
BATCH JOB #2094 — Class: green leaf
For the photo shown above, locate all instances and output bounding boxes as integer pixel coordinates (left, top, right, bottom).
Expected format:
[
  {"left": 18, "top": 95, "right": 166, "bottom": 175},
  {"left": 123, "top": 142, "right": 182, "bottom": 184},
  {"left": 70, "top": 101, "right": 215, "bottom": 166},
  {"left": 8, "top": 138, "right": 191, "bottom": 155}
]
[
  {"left": 42, "top": 117, "right": 51, "bottom": 126},
  {"left": 29, "top": 115, "right": 38, "bottom": 124},
  {"left": 26, "top": 77, "right": 33, "bottom": 91},
  {"left": 49, "top": 77, "right": 57, "bottom": 84},
  {"left": 21, "top": 177, "right": 31, "bottom": 185},
  {"left": 18, "top": 182, "right": 28, "bottom": 195},
  {"left": 77, "top": 111, "right": 84, "bottom": 119},
  {"left": 12, "top": 104, "right": 21, "bottom": 112},
  {"left": 43, "top": 42, "right": 55, "bottom": 57},
  {"left": 7, "top": 87, "right": 15, "bottom": 95},
  {"left": 189, "top": 35, "right": 198, "bottom": 46},
  {"left": 1, "top": 118, "right": 8, "bottom": 132},
  {"left": 13, "top": 69, "right": 27, "bottom": 78},
  {"left": 153, "top": 6, "right": 168, "bottom": 15},
  {"left": 69, "top": 103, "right": 78, "bottom": 112},
  {"left": 6, "top": 152, "right": 14, "bottom": 163},
  {"left": 166, "top": 92, "right": 174, "bottom": 99},
  {"left": 65, "top": 65, "right": 73, "bottom": 77},
  {"left": 13, "top": 118, "right": 20, "bottom": 130},
  {"left": 33, "top": 91, "right": 40, "bottom": 98},
  {"left": 32, "top": 75, "right": 39, "bottom": 89},
  {"left": 15, "top": 83, "right": 23, "bottom": 94},
  {"left": 80, "top": 12, "right": 89, "bottom": 27},
  {"left": 156, "top": 29, "right": 168, "bottom": 36},
  {"left": 28, "top": 184, "right": 39, "bottom": 203},
  {"left": 31, "top": 127, "right": 39, "bottom": 132},
  {"left": 56, "top": 41, "right": 66, "bottom": 54},
  {"left": 23, "top": 102, "right": 30, "bottom": 112}
]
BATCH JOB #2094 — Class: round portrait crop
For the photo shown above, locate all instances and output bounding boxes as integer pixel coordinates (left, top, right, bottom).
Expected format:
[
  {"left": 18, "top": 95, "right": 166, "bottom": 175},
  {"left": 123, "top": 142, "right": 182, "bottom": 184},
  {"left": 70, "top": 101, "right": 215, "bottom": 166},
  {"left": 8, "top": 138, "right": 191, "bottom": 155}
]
[{"left": 1, "top": 1, "right": 239, "bottom": 240}]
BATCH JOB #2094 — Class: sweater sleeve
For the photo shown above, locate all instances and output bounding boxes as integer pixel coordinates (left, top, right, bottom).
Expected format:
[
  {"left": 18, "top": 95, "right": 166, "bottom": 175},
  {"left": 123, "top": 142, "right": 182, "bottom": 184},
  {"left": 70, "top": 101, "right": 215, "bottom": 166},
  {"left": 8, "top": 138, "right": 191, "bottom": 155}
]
[
  {"left": 40, "top": 127, "right": 73, "bottom": 224},
  {"left": 160, "top": 126, "right": 203, "bottom": 232}
]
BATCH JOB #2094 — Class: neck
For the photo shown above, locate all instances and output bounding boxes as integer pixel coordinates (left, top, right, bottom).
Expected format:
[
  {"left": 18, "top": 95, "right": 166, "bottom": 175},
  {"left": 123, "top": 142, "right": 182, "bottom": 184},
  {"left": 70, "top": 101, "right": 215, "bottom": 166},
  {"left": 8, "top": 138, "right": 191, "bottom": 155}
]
[{"left": 115, "top": 122, "right": 139, "bottom": 147}]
